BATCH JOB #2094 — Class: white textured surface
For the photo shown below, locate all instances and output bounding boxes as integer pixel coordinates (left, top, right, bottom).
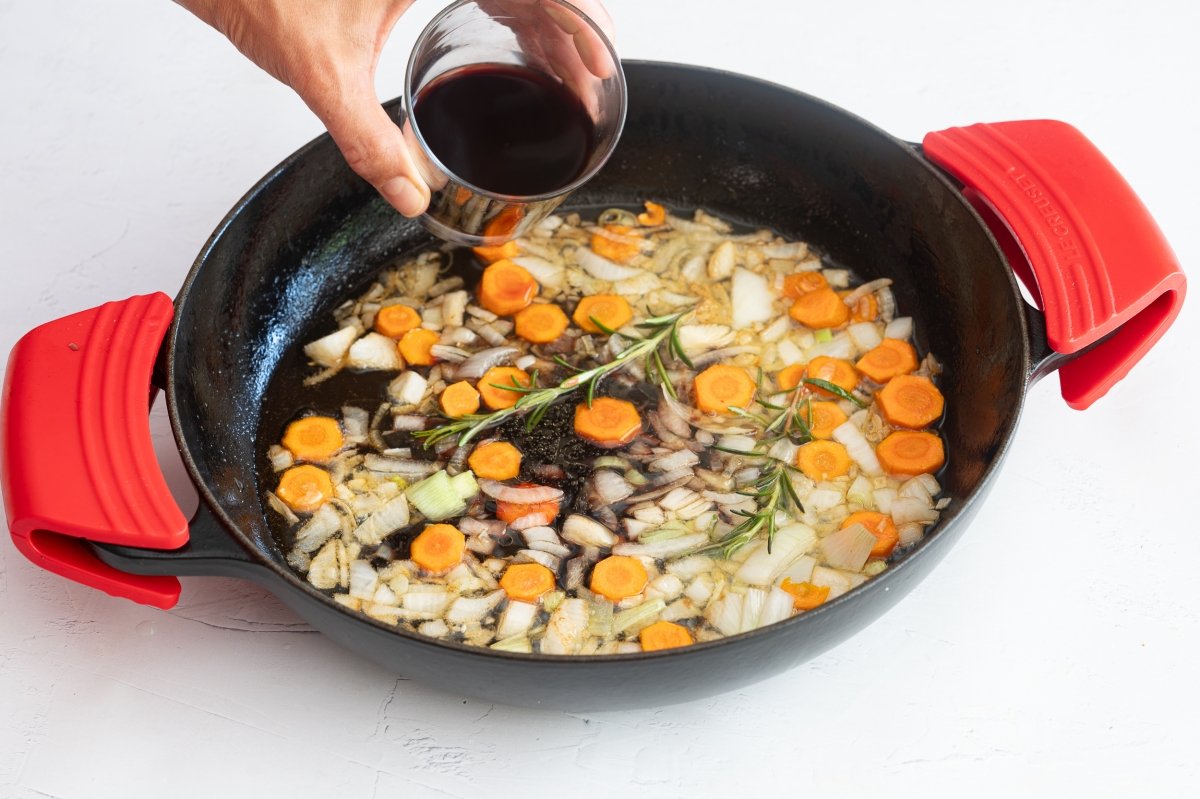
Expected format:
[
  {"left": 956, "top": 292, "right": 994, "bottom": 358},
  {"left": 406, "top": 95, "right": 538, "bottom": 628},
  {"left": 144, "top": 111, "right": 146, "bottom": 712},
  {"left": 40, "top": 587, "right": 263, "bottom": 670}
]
[{"left": 2, "top": 1, "right": 1198, "bottom": 796}]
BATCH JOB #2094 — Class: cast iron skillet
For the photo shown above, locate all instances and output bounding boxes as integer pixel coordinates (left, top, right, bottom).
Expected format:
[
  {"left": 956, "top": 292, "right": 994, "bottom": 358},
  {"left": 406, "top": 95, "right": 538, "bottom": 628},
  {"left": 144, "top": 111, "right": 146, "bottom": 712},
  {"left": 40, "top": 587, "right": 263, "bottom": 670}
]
[{"left": 2, "top": 62, "right": 1184, "bottom": 709}]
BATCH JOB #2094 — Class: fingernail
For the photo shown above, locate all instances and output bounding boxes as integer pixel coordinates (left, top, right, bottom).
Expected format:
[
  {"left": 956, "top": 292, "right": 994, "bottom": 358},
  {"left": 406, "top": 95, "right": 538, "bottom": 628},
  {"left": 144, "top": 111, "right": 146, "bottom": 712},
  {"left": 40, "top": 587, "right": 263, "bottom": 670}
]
[{"left": 380, "top": 177, "right": 426, "bottom": 217}]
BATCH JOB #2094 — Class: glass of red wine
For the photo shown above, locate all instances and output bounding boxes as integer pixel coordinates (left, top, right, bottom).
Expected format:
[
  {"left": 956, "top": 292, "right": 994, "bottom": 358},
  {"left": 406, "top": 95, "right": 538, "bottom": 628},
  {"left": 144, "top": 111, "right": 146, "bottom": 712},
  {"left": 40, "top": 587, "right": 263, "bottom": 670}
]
[{"left": 401, "top": 0, "right": 626, "bottom": 245}]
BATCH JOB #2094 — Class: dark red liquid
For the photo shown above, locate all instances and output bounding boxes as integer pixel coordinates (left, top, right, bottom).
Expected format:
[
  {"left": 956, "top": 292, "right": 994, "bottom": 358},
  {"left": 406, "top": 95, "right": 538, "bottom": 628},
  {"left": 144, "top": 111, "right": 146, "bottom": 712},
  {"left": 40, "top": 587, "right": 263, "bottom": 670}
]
[{"left": 413, "top": 64, "right": 597, "bottom": 196}]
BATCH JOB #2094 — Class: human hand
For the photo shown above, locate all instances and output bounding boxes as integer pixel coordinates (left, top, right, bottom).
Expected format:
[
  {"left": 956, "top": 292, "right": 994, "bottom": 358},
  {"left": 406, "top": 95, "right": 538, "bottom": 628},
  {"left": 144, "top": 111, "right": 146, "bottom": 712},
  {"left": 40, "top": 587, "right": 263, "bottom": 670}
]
[{"left": 177, "top": 0, "right": 615, "bottom": 218}]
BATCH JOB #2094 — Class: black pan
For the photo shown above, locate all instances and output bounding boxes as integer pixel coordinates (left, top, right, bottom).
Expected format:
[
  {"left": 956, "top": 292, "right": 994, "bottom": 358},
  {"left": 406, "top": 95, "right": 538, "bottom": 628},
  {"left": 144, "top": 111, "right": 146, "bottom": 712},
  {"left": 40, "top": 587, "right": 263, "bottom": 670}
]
[{"left": 2, "top": 62, "right": 1184, "bottom": 710}]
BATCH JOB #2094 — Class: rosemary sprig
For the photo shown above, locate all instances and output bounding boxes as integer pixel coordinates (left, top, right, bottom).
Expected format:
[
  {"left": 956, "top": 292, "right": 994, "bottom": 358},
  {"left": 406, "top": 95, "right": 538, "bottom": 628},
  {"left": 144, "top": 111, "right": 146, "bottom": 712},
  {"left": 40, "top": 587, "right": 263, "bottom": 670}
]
[
  {"left": 414, "top": 308, "right": 692, "bottom": 447},
  {"left": 703, "top": 449, "right": 804, "bottom": 558}
]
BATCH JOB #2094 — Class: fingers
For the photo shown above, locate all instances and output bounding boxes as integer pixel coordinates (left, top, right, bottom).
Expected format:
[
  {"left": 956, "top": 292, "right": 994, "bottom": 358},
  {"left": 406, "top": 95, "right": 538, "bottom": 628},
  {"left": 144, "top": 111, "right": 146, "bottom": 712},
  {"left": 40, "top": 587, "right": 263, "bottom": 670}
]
[
  {"left": 540, "top": 0, "right": 616, "bottom": 79},
  {"left": 309, "top": 75, "right": 431, "bottom": 218}
]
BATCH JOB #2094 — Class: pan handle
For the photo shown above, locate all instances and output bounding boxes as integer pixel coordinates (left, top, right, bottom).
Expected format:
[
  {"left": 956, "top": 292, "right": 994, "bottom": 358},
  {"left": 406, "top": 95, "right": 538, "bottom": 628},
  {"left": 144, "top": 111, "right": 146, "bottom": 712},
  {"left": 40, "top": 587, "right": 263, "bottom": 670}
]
[
  {"left": 923, "top": 120, "right": 1185, "bottom": 409},
  {"left": 1, "top": 294, "right": 189, "bottom": 609}
]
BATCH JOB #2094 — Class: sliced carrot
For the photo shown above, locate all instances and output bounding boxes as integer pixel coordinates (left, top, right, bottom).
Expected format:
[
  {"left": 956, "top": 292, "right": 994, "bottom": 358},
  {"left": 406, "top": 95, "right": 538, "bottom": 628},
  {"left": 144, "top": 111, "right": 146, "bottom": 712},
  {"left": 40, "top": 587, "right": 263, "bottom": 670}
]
[
  {"left": 877, "top": 430, "right": 945, "bottom": 477},
  {"left": 694, "top": 364, "right": 756, "bottom": 414},
  {"left": 439, "top": 380, "right": 481, "bottom": 419},
  {"left": 500, "top": 562, "right": 555, "bottom": 601},
  {"left": 281, "top": 416, "right": 343, "bottom": 462},
  {"left": 591, "top": 224, "right": 641, "bottom": 263},
  {"left": 856, "top": 338, "right": 918, "bottom": 384},
  {"left": 782, "top": 271, "right": 828, "bottom": 300},
  {"left": 454, "top": 186, "right": 471, "bottom": 206},
  {"left": 573, "top": 294, "right": 633, "bottom": 334},
  {"left": 467, "top": 440, "right": 522, "bottom": 480},
  {"left": 276, "top": 465, "right": 333, "bottom": 513},
  {"left": 637, "top": 201, "right": 666, "bottom": 226},
  {"left": 409, "top": 523, "right": 465, "bottom": 573},
  {"left": 483, "top": 205, "right": 525, "bottom": 239},
  {"left": 472, "top": 239, "right": 520, "bottom": 264},
  {"left": 805, "top": 356, "right": 859, "bottom": 398},
  {"left": 478, "top": 260, "right": 538, "bottom": 316},
  {"left": 806, "top": 401, "right": 848, "bottom": 440},
  {"left": 478, "top": 366, "right": 531, "bottom": 410},
  {"left": 789, "top": 287, "right": 850, "bottom": 329},
  {"left": 399, "top": 328, "right": 439, "bottom": 366},
  {"left": 495, "top": 484, "right": 561, "bottom": 524},
  {"left": 590, "top": 555, "right": 648, "bottom": 601},
  {"left": 842, "top": 511, "right": 900, "bottom": 558},
  {"left": 640, "top": 620, "right": 694, "bottom": 651},
  {"left": 839, "top": 290, "right": 879, "bottom": 322},
  {"left": 514, "top": 302, "right": 570, "bottom": 344},
  {"left": 374, "top": 304, "right": 422, "bottom": 339},
  {"left": 780, "top": 578, "right": 831, "bottom": 611},
  {"left": 574, "top": 397, "right": 643, "bottom": 449},
  {"left": 877, "top": 374, "right": 944, "bottom": 429},
  {"left": 796, "top": 439, "right": 852, "bottom": 480},
  {"left": 777, "top": 363, "right": 807, "bottom": 391}
]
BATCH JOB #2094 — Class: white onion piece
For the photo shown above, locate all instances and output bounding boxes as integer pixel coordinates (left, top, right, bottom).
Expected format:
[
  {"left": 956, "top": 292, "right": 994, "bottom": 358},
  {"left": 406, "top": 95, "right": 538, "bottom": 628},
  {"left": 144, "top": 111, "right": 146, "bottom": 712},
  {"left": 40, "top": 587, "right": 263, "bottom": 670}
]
[
  {"left": 575, "top": 247, "right": 643, "bottom": 281},
  {"left": 819, "top": 523, "right": 876, "bottom": 571},
  {"left": 429, "top": 344, "right": 470, "bottom": 362},
  {"left": 419, "top": 619, "right": 450, "bottom": 638},
  {"left": 823, "top": 269, "right": 851, "bottom": 288},
  {"left": 740, "top": 588, "right": 767, "bottom": 633},
  {"left": 847, "top": 322, "right": 883, "bottom": 353},
  {"left": 781, "top": 554, "right": 817, "bottom": 584},
  {"left": 899, "top": 476, "right": 934, "bottom": 504},
  {"left": 267, "top": 445, "right": 294, "bottom": 473},
  {"left": 762, "top": 241, "right": 809, "bottom": 259},
  {"left": 589, "top": 470, "right": 634, "bottom": 505},
  {"left": 707, "top": 240, "right": 735, "bottom": 279},
  {"left": 804, "top": 488, "right": 845, "bottom": 511},
  {"left": 348, "top": 332, "right": 404, "bottom": 370},
  {"left": 363, "top": 454, "right": 438, "bottom": 478},
  {"left": 446, "top": 590, "right": 505, "bottom": 624},
  {"left": 495, "top": 600, "right": 538, "bottom": 640},
  {"left": 294, "top": 504, "right": 341, "bottom": 553},
  {"left": 890, "top": 497, "right": 940, "bottom": 524},
  {"left": 776, "top": 338, "right": 804, "bottom": 366},
  {"left": 453, "top": 346, "right": 519, "bottom": 380},
  {"left": 520, "top": 526, "right": 562, "bottom": 547},
  {"left": 508, "top": 512, "right": 554, "bottom": 531},
  {"left": 341, "top": 405, "right": 369, "bottom": 444},
  {"left": 757, "top": 586, "right": 796, "bottom": 628},
  {"left": 842, "top": 277, "right": 893, "bottom": 306},
  {"left": 707, "top": 594, "right": 744, "bottom": 636},
  {"left": 561, "top": 514, "right": 617, "bottom": 548},
  {"left": 351, "top": 494, "right": 410, "bottom": 546},
  {"left": 832, "top": 420, "right": 883, "bottom": 476},
  {"left": 718, "top": 434, "right": 757, "bottom": 453},
  {"left": 898, "top": 522, "right": 925, "bottom": 547},
  {"left": 401, "top": 591, "right": 453, "bottom": 614},
  {"left": 517, "top": 549, "right": 561, "bottom": 570},
  {"left": 388, "top": 371, "right": 428, "bottom": 405},
  {"left": 659, "top": 487, "right": 698, "bottom": 511},
  {"left": 885, "top": 316, "right": 914, "bottom": 340},
  {"left": 677, "top": 324, "right": 735, "bottom": 355},
  {"left": 731, "top": 267, "right": 774, "bottom": 329},
  {"left": 873, "top": 487, "right": 898, "bottom": 513},
  {"left": 734, "top": 523, "right": 817, "bottom": 586},
  {"left": 541, "top": 598, "right": 590, "bottom": 655},
  {"left": 442, "top": 290, "right": 468, "bottom": 327},
  {"left": 529, "top": 540, "right": 573, "bottom": 558},
  {"left": 459, "top": 517, "right": 505, "bottom": 537},
  {"left": 847, "top": 475, "right": 874, "bottom": 508},
  {"left": 804, "top": 334, "right": 855, "bottom": 361},
  {"left": 304, "top": 325, "right": 358, "bottom": 368},
  {"left": 810, "top": 565, "right": 853, "bottom": 599},
  {"left": 613, "top": 532, "right": 708, "bottom": 559},
  {"left": 479, "top": 480, "right": 563, "bottom": 504},
  {"left": 348, "top": 560, "right": 379, "bottom": 600},
  {"left": 648, "top": 448, "right": 699, "bottom": 473},
  {"left": 760, "top": 314, "right": 792, "bottom": 343},
  {"left": 645, "top": 574, "right": 685, "bottom": 602},
  {"left": 684, "top": 573, "right": 716, "bottom": 606},
  {"left": 613, "top": 273, "right": 661, "bottom": 296},
  {"left": 515, "top": 354, "right": 536, "bottom": 370}
]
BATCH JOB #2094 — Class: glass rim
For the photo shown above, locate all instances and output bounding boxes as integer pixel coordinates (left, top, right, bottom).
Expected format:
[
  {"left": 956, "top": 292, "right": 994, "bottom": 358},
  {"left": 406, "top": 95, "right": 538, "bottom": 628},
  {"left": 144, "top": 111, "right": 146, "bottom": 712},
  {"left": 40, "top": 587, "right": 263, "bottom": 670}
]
[{"left": 403, "top": 0, "right": 628, "bottom": 204}]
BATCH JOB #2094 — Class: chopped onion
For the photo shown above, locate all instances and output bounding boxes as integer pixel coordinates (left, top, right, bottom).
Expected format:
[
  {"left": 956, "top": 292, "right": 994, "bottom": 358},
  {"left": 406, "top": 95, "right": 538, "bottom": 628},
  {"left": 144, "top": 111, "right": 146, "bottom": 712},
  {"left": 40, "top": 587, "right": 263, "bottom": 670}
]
[
  {"left": 479, "top": 480, "right": 563, "bottom": 504},
  {"left": 561, "top": 514, "right": 617, "bottom": 548},
  {"left": 266, "top": 490, "right": 299, "bottom": 525},
  {"left": 491, "top": 635, "right": 533, "bottom": 653},
  {"left": 677, "top": 324, "right": 735, "bottom": 355},
  {"left": 897, "top": 521, "right": 925, "bottom": 547},
  {"left": 648, "top": 448, "right": 699, "bottom": 473},
  {"left": 734, "top": 523, "right": 817, "bottom": 586},
  {"left": 740, "top": 588, "right": 767, "bottom": 632},
  {"left": 718, "top": 434, "right": 757, "bottom": 453},
  {"left": 890, "top": 497, "right": 940, "bottom": 524},
  {"left": 575, "top": 247, "right": 643, "bottom": 281},
  {"left": 541, "top": 598, "right": 590, "bottom": 654},
  {"left": 804, "top": 487, "right": 845, "bottom": 511},
  {"left": 419, "top": 619, "right": 450, "bottom": 638},
  {"left": 819, "top": 523, "right": 876, "bottom": 571},
  {"left": 832, "top": 420, "right": 883, "bottom": 476},
  {"left": 811, "top": 566, "right": 857, "bottom": 599},
  {"left": 512, "top": 255, "right": 565, "bottom": 289},
  {"left": 515, "top": 354, "right": 536, "bottom": 370},
  {"left": 364, "top": 454, "right": 438, "bottom": 478},
  {"left": 707, "top": 594, "right": 744, "bottom": 636},
  {"left": 847, "top": 475, "right": 874, "bottom": 508},
  {"left": 612, "top": 598, "right": 666, "bottom": 636},
  {"left": 442, "top": 290, "right": 468, "bottom": 327},
  {"left": 446, "top": 590, "right": 505, "bottom": 624},
  {"left": 348, "top": 332, "right": 404, "bottom": 370},
  {"left": 496, "top": 600, "right": 538, "bottom": 640},
  {"left": 762, "top": 241, "right": 808, "bottom": 259},
  {"left": 388, "top": 371, "right": 428, "bottom": 406},
  {"left": 757, "top": 586, "right": 795, "bottom": 628},
  {"left": 707, "top": 240, "right": 735, "bottom": 279},
  {"left": 646, "top": 574, "right": 685, "bottom": 602},
  {"left": 401, "top": 591, "right": 453, "bottom": 614},
  {"left": 804, "top": 333, "right": 855, "bottom": 361},
  {"left": 348, "top": 560, "right": 380, "bottom": 600},
  {"left": 391, "top": 414, "right": 429, "bottom": 432},
  {"left": 842, "top": 278, "right": 893, "bottom": 307},
  {"left": 429, "top": 344, "right": 470, "bottom": 362},
  {"left": 509, "top": 512, "right": 554, "bottom": 530},
  {"left": 847, "top": 322, "right": 883, "bottom": 353},
  {"left": 453, "top": 346, "right": 519, "bottom": 380},
  {"left": 589, "top": 470, "right": 634, "bottom": 505},
  {"left": 613, "top": 532, "right": 708, "bottom": 559},
  {"left": 304, "top": 325, "right": 358, "bottom": 368},
  {"left": 267, "top": 445, "right": 294, "bottom": 473},
  {"left": 613, "top": 273, "right": 661, "bottom": 296},
  {"left": 731, "top": 268, "right": 774, "bottom": 329},
  {"left": 873, "top": 487, "right": 898, "bottom": 513},
  {"left": 516, "top": 549, "right": 561, "bottom": 570},
  {"left": 294, "top": 504, "right": 341, "bottom": 553},
  {"left": 351, "top": 494, "right": 410, "bottom": 545},
  {"left": 782, "top": 554, "right": 817, "bottom": 584},
  {"left": 885, "top": 316, "right": 914, "bottom": 341}
]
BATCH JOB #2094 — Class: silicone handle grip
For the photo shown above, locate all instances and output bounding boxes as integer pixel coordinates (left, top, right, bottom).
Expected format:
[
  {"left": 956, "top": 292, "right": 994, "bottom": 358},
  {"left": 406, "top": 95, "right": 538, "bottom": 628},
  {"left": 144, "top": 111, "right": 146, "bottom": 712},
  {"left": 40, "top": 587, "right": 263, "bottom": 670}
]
[
  {"left": 1, "top": 293, "right": 189, "bottom": 608},
  {"left": 923, "top": 120, "right": 1185, "bottom": 409}
]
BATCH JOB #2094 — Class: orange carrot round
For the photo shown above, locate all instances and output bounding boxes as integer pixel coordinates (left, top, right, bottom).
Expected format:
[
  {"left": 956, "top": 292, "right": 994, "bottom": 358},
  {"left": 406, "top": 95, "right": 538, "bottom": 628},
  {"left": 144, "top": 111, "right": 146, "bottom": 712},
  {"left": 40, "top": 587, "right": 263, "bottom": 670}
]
[
  {"left": 805, "top": 356, "right": 859, "bottom": 397},
  {"left": 782, "top": 271, "right": 828, "bottom": 300},
  {"left": 439, "top": 380, "right": 481, "bottom": 419},
  {"left": 694, "top": 364, "right": 756, "bottom": 414},
  {"left": 483, "top": 205, "right": 525, "bottom": 239},
  {"left": 374, "top": 304, "right": 422, "bottom": 338},
  {"left": 590, "top": 224, "right": 642, "bottom": 263},
  {"left": 399, "top": 328, "right": 439, "bottom": 366},
  {"left": 796, "top": 439, "right": 852, "bottom": 480},
  {"left": 590, "top": 555, "right": 648, "bottom": 601},
  {"left": 843, "top": 511, "right": 900, "bottom": 558},
  {"left": 876, "top": 431, "right": 945, "bottom": 477},
  {"left": 789, "top": 287, "right": 850, "bottom": 328},
  {"left": 637, "top": 201, "right": 666, "bottom": 226},
  {"left": 472, "top": 239, "right": 520, "bottom": 264},
  {"left": 640, "top": 620, "right": 694, "bottom": 651},
  {"left": 806, "top": 401, "right": 848, "bottom": 440},
  {"left": 409, "top": 523, "right": 466, "bottom": 573},
  {"left": 499, "top": 562, "right": 555, "bottom": 601},
  {"left": 467, "top": 441, "right": 522, "bottom": 480},
  {"left": 574, "top": 397, "right": 643, "bottom": 448},
  {"left": 275, "top": 465, "right": 333, "bottom": 513},
  {"left": 777, "top": 363, "right": 807, "bottom": 391},
  {"left": 780, "top": 578, "right": 831, "bottom": 611},
  {"left": 281, "top": 416, "right": 343, "bottom": 462},
  {"left": 573, "top": 294, "right": 633, "bottom": 334},
  {"left": 856, "top": 338, "right": 918, "bottom": 383},
  {"left": 478, "top": 366, "right": 531, "bottom": 410},
  {"left": 478, "top": 260, "right": 538, "bottom": 316},
  {"left": 514, "top": 302, "right": 570, "bottom": 344},
  {"left": 876, "top": 375, "right": 944, "bottom": 429},
  {"left": 839, "top": 290, "right": 879, "bottom": 322}
]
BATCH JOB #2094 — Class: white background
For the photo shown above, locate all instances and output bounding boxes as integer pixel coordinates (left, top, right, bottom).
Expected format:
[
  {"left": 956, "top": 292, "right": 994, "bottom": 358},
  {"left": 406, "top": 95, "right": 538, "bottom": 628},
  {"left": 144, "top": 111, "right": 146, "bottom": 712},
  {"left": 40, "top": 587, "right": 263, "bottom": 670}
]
[{"left": 2, "top": 1, "right": 1197, "bottom": 796}]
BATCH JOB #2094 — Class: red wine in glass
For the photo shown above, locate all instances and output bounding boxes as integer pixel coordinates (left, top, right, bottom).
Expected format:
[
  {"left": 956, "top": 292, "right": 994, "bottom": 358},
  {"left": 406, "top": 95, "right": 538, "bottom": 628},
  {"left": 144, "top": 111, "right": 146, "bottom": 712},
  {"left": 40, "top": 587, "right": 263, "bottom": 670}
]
[{"left": 413, "top": 64, "right": 598, "bottom": 197}]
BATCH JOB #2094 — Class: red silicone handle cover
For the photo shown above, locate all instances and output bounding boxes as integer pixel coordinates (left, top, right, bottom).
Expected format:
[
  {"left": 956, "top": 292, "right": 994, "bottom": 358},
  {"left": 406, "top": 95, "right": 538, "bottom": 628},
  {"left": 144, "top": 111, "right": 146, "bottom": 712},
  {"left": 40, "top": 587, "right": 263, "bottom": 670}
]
[
  {"left": 923, "top": 120, "right": 1186, "bottom": 409},
  {"left": 1, "top": 293, "right": 188, "bottom": 608}
]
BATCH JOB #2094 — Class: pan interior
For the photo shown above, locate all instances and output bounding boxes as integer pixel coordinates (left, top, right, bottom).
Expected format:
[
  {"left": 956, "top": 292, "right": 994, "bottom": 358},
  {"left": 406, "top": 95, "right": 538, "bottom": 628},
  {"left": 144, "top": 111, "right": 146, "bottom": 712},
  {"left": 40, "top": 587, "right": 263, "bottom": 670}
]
[{"left": 169, "top": 62, "right": 1028, "bottom": 575}]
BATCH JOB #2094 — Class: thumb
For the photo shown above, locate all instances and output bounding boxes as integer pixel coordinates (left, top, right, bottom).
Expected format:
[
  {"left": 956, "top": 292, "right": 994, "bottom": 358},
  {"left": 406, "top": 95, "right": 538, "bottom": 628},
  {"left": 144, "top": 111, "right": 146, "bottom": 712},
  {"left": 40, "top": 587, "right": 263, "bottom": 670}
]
[{"left": 311, "top": 76, "right": 430, "bottom": 218}]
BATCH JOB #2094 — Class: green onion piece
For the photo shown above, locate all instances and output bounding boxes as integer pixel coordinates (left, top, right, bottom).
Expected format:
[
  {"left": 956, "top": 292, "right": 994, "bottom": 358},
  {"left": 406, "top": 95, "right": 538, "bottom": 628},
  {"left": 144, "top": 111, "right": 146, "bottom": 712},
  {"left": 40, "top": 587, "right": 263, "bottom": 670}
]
[
  {"left": 612, "top": 598, "right": 667, "bottom": 636},
  {"left": 588, "top": 601, "right": 614, "bottom": 637},
  {"left": 449, "top": 470, "right": 479, "bottom": 501},
  {"left": 637, "top": 524, "right": 689, "bottom": 544},
  {"left": 592, "top": 455, "right": 630, "bottom": 470},
  {"left": 542, "top": 590, "right": 566, "bottom": 613},
  {"left": 490, "top": 635, "right": 533, "bottom": 653},
  {"left": 814, "top": 328, "right": 834, "bottom": 343},
  {"left": 405, "top": 470, "right": 467, "bottom": 521}
]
